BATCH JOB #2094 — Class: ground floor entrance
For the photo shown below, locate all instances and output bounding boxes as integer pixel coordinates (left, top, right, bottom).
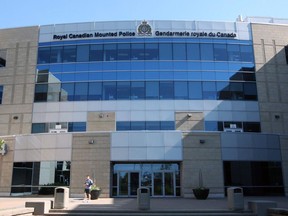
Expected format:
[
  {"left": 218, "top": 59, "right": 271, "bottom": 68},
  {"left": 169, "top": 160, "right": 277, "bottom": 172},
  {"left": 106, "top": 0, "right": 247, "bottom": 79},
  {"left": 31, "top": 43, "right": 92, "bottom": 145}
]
[{"left": 111, "top": 162, "right": 181, "bottom": 197}]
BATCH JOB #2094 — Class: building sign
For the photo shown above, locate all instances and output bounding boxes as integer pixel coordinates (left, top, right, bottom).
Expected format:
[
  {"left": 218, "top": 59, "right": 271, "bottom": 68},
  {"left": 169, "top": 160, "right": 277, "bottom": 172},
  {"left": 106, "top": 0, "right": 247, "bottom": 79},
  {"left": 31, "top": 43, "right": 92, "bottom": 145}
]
[{"left": 52, "top": 20, "right": 237, "bottom": 41}]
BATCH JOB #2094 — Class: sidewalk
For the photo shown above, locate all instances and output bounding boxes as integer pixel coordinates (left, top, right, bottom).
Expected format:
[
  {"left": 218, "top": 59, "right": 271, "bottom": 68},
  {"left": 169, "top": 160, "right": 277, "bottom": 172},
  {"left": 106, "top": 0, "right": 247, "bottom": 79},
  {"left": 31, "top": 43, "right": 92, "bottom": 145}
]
[{"left": 0, "top": 196, "right": 287, "bottom": 215}]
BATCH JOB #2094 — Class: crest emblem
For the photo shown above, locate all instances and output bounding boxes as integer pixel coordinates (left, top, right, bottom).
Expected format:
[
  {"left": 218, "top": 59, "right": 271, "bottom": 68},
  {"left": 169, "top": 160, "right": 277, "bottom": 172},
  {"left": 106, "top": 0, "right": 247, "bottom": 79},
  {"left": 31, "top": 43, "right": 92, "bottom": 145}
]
[{"left": 137, "top": 21, "right": 152, "bottom": 36}]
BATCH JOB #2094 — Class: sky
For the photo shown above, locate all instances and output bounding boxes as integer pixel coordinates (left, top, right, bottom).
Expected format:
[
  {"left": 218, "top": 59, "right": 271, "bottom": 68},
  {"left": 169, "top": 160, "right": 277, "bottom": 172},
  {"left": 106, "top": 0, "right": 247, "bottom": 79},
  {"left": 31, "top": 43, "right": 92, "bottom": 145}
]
[{"left": 1, "top": 0, "right": 288, "bottom": 29}]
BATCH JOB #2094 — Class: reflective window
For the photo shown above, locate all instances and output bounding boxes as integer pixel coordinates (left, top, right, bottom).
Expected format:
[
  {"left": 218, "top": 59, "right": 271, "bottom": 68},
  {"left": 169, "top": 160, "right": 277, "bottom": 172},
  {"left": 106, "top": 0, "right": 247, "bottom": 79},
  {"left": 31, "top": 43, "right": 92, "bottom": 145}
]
[
  {"left": 240, "top": 45, "right": 254, "bottom": 62},
  {"left": 188, "top": 81, "right": 202, "bottom": 99},
  {"left": 146, "top": 81, "right": 159, "bottom": 99},
  {"left": 32, "top": 123, "right": 47, "bottom": 133},
  {"left": 227, "top": 44, "right": 240, "bottom": 61},
  {"left": 187, "top": 43, "right": 200, "bottom": 60},
  {"left": 63, "top": 46, "right": 76, "bottom": 62},
  {"left": 131, "top": 82, "right": 145, "bottom": 99},
  {"left": 74, "top": 82, "right": 88, "bottom": 100},
  {"left": 146, "top": 121, "right": 160, "bottom": 130},
  {"left": 244, "top": 83, "right": 257, "bottom": 100},
  {"left": 0, "top": 86, "right": 3, "bottom": 104},
  {"left": 214, "top": 44, "right": 228, "bottom": 61},
  {"left": 90, "top": 44, "right": 103, "bottom": 61},
  {"left": 88, "top": 82, "right": 102, "bottom": 100},
  {"left": 131, "top": 44, "right": 145, "bottom": 60},
  {"left": 116, "top": 122, "right": 131, "bottom": 130},
  {"left": 200, "top": 44, "right": 214, "bottom": 60},
  {"left": 173, "top": 43, "right": 186, "bottom": 60},
  {"left": 34, "top": 84, "right": 48, "bottom": 102},
  {"left": 104, "top": 44, "right": 117, "bottom": 61},
  {"left": 217, "top": 82, "right": 230, "bottom": 100},
  {"left": 131, "top": 121, "right": 145, "bottom": 130},
  {"left": 145, "top": 43, "right": 158, "bottom": 60},
  {"left": 243, "top": 122, "right": 261, "bottom": 132},
  {"left": 159, "top": 43, "right": 172, "bottom": 60},
  {"left": 161, "top": 121, "right": 175, "bottom": 130},
  {"left": 203, "top": 81, "right": 216, "bottom": 99},
  {"left": 68, "top": 122, "right": 86, "bottom": 132},
  {"left": 61, "top": 83, "right": 74, "bottom": 101},
  {"left": 159, "top": 81, "right": 173, "bottom": 99},
  {"left": 117, "top": 82, "right": 130, "bottom": 99},
  {"left": 47, "top": 83, "right": 61, "bottom": 102},
  {"left": 103, "top": 82, "right": 116, "bottom": 100},
  {"left": 116, "top": 121, "right": 175, "bottom": 131},
  {"left": 174, "top": 81, "right": 188, "bottom": 99},
  {"left": 77, "top": 45, "right": 90, "bottom": 62},
  {"left": 50, "top": 46, "right": 63, "bottom": 63},
  {"left": 230, "top": 82, "right": 244, "bottom": 100},
  {"left": 38, "top": 47, "right": 50, "bottom": 64},
  {"left": 118, "top": 44, "right": 131, "bottom": 60}
]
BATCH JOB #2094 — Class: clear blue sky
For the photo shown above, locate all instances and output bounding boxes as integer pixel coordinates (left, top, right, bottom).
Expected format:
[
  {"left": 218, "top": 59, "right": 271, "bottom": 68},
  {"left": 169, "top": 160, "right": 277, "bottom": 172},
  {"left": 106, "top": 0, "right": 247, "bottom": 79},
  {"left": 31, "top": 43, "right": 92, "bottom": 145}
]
[{"left": 2, "top": 0, "right": 288, "bottom": 29}]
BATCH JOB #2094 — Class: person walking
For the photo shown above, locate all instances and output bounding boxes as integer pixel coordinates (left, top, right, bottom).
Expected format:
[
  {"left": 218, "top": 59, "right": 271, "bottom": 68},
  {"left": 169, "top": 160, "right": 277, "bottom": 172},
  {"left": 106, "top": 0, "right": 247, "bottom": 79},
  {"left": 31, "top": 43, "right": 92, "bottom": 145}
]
[{"left": 84, "top": 175, "right": 93, "bottom": 202}]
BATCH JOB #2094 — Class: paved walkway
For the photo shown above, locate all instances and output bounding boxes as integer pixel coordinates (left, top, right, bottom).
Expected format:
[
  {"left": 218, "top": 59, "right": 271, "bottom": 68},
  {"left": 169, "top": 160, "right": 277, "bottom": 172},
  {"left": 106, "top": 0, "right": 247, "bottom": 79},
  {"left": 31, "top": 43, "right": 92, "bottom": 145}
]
[{"left": 0, "top": 196, "right": 287, "bottom": 215}]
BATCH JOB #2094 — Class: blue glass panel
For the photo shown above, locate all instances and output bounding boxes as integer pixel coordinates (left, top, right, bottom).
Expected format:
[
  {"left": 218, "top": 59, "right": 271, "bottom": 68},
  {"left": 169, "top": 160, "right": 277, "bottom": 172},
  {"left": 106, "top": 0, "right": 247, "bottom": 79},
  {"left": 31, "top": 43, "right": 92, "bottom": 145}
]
[
  {"left": 76, "top": 63, "right": 89, "bottom": 71},
  {"left": 34, "top": 84, "right": 48, "bottom": 102},
  {"left": 76, "top": 45, "right": 89, "bottom": 62},
  {"left": 117, "top": 71, "right": 131, "bottom": 80},
  {"left": 61, "top": 73, "right": 75, "bottom": 82},
  {"left": 89, "top": 62, "right": 103, "bottom": 71},
  {"left": 37, "top": 65, "right": 50, "bottom": 71},
  {"left": 131, "top": 43, "right": 145, "bottom": 60},
  {"left": 230, "top": 82, "right": 244, "bottom": 100},
  {"left": 88, "top": 82, "right": 102, "bottom": 100},
  {"left": 117, "top": 43, "right": 131, "bottom": 60},
  {"left": 116, "top": 122, "right": 131, "bottom": 131},
  {"left": 241, "top": 63, "right": 255, "bottom": 71},
  {"left": 201, "top": 62, "right": 214, "bottom": 70},
  {"left": 89, "top": 72, "right": 103, "bottom": 81},
  {"left": 202, "top": 72, "right": 216, "bottom": 81},
  {"left": 0, "top": 86, "right": 3, "bottom": 104},
  {"left": 145, "top": 71, "right": 159, "bottom": 80},
  {"left": 103, "top": 82, "right": 116, "bottom": 100},
  {"left": 51, "top": 73, "right": 62, "bottom": 82},
  {"left": 188, "top": 81, "right": 202, "bottom": 99},
  {"left": 159, "top": 43, "right": 172, "bottom": 60},
  {"left": 131, "top": 71, "right": 145, "bottom": 80},
  {"left": 160, "top": 121, "right": 175, "bottom": 130},
  {"left": 227, "top": 44, "right": 240, "bottom": 61},
  {"left": 146, "top": 81, "right": 159, "bottom": 99},
  {"left": 216, "top": 72, "right": 230, "bottom": 81},
  {"left": 160, "top": 72, "right": 173, "bottom": 80},
  {"left": 63, "top": 46, "right": 76, "bottom": 62},
  {"left": 214, "top": 44, "right": 228, "bottom": 61},
  {"left": 104, "top": 44, "right": 117, "bottom": 61},
  {"left": 159, "top": 61, "right": 173, "bottom": 70},
  {"left": 117, "top": 82, "right": 130, "bottom": 99},
  {"left": 68, "top": 122, "right": 86, "bottom": 132},
  {"left": 74, "top": 82, "right": 88, "bottom": 100},
  {"left": 159, "top": 81, "right": 173, "bottom": 99},
  {"left": 216, "top": 81, "right": 230, "bottom": 100},
  {"left": 145, "top": 61, "right": 159, "bottom": 70},
  {"left": 103, "top": 72, "right": 116, "bottom": 80},
  {"left": 146, "top": 121, "right": 160, "bottom": 130},
  {"left": 228, "top": 63, "right": 243, "bottom": 71},
  {"left": 173, "top": 43, "right": 186, "bottom": 60},
  {"left": 240, "top": 45, "right": 254, "bottom": 62},
  {"left": 50, "top": 46, "right": 63, "bottom": 63},
  {"left": 49, "top": 64, "right": 62, "bottom": 72},
  {"left": 103, "top": 62, "right": 117, "bottom": 70},
  {"left": 200, "top": 44, "right": 214, "bottom": 60},
  {"left": 90, "top": 44, "right": 103, "bottom": 61},
  {"left": 187, "top": 62, "right": 201, "bottom": 70},
  {"left": 173, "top": 61, "right": 187, "bottom": 70},
  {"left": 62, "top": 64, "right": 76, "bottom": 72},
  {"left": 75, "top": 72, "right": 89, "bottom": 81},
  {"left": 205, "top": 121, "right": 219, "bottom": 131},
  {"left": 32, "top": 123, "right": 46, "bottom": 133},
  {"left": 131, "top": 121, "right": 145, "bottom": 130},
  {"left": 131, "top": 82, "right": 145, "bottom": 99},
  {"left": 61, "top": 83, "right": 75, "bottom": 101},
  {"left": 174, "top": 81, "right": 188, "bottom": 99},
  {"left": 214, "top": 62, "right": 229, "bottom": 71},
  {"left": 244, "top": 83, "right": 257, "bottom": 100},
  {"left": 117, "top": 62, "right": 131, "bottom": 70},
  {"left": 131, "top": 61, "right": 145, "bottom": 70},
  {"left": 145, "top": 43, "right": 159, "bottom": 60},
  {"left": 174, "top": 71, "right": 188, "bottom": 80},
  {"left": 187, "top": 71, "right": 201, "bottom": 80},
  {"left": 187, "top": 43, "right": 200, "bottom": 60},
  {"left": 202, "top": 81, "right": 217, "bottom": 99},
  {"left": 38, "top": 47, "right": 50, "bottom": 64}
]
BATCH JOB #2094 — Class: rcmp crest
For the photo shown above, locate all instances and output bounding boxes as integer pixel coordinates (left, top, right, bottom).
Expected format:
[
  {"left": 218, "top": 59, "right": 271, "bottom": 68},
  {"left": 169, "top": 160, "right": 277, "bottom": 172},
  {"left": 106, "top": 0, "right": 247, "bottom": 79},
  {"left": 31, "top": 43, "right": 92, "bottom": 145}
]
[{"left": 137, "top": 21, "right": 152, "bottom": 36}]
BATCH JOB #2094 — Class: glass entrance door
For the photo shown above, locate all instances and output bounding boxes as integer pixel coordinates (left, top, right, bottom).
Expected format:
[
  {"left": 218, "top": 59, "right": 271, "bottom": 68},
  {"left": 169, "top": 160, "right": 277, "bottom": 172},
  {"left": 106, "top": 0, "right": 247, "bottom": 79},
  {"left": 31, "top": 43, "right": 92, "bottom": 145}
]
[
  {"left": 118, "top": 171, "right": 140, "bottom": 196},
  {"left": 153, "top": 171, "right": 175, "bottom": 196}
]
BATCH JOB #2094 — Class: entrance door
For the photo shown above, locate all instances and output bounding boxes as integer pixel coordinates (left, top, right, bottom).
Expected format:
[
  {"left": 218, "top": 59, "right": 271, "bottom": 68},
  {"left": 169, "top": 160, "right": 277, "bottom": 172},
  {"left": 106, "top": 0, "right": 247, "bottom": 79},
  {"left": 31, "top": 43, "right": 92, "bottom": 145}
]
[
  {"left": 118, "top": 171, "right": 140, "bottom": 196},
  {"left": 153, "top": 171, "right": 175, "bottom": 196}
]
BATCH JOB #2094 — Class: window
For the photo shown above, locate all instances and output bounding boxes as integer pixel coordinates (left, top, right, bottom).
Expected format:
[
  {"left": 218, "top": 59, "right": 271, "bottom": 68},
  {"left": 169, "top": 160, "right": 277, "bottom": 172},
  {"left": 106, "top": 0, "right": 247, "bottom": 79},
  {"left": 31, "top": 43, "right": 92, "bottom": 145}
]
[
  {"left": 118, "top": 44, "right": 131, "bottom": 60},
  {"left": 63, "top": 46, "right": 76, "bottom": 62},
  {"left": 159, "top": 81, "right": 173, "bottom": 99},
  {"left": 145, "top": 43, "right": 158, "bottom": 60},
  {"left": 77, "top": 45, "right": 90, "bottom": 62},
  {"left": 131, "top": 82, "right": 145, "bottom": 99},
  {"left": 131, "top": 44, "right": 145, "bottom": 60},
  {"left": 146, "top": 81, "right": 159, "bottom": 99},
  {"left": 187, "top": 44, "right": 200, "bottom": 60},
  {"left": 0, "top": 86, "right": 3, "bottom": 104},
  {"left": 285, "top": 46, "right": 288, "bottom": 64},
  {"left": 173, "top": 43, "right": 186, "bottom": 60},
  {"left": 214, "top": 44, "right": 228, "bottom": 61},
  {"left": 50, "top": 46, "right": 63, "bottom": 63},
  {"left": 200, "top": 44, "right": 214, "bottom": 60},
  {"left": 0, "top": 49, "right": 7, "bottom": 67},
  {"left": 90, "top": 44, "right": 103, "bottom": 61},
  {"left": 159, "top": 43, "right": 172, "bottom": 60},
  {"left": 174, "top": 81, "right": 188, "bottom": 99},
  {"left": 37, "top": 47, "right": 50, "bottom": 64},
  {"left": 74, "top": 82, "right": 88, "bottom": 100},
  {"left": 88, "top": 82, "right": 102, "bottom": 100},
  {"left": 104, "top": 44, "right": 117, "bottom": 61},
  {"left": 68, "top": 122, "right": 86, "bottom": 132},
  {"left": 188, "top": 81, "right": 202, "bottom": 99}
]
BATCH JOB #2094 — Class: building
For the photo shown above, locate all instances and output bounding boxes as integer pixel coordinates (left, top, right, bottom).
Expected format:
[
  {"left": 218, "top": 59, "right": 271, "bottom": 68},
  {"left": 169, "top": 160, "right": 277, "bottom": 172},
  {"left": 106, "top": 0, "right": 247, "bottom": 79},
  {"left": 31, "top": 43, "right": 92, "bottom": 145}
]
[{"left": 0, "top": 17, "right": 287, "bottom": 198}]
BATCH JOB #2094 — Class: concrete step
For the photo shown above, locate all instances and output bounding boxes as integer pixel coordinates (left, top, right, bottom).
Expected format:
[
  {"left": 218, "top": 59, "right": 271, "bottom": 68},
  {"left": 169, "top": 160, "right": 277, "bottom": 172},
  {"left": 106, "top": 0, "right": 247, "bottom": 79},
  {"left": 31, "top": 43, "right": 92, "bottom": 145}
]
[{"left": 46, "top": 209, "right": 257, "bottom": 216}]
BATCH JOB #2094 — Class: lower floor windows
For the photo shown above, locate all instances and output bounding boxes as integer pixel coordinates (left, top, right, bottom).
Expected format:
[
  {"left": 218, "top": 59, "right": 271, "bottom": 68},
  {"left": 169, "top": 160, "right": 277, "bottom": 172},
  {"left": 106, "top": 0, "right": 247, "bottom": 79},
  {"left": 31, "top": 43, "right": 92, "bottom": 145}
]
[
  {"left": 112, "top": 162, "right": 181, "bottom": 197},
  {"left": 117, "top": 121, "right": 175, "bottom": 131},
  {"left": 11, "top": 161, "right": 70, "bottom": 194},
  {"left": 205, "top": 121, "right": 261, "bottom": 133},
  {"left": 32, "top": 122, "right": 86, "bottom": 133},
  {"left": 223, "top": 161, "right": 284, "bottom": 196}
]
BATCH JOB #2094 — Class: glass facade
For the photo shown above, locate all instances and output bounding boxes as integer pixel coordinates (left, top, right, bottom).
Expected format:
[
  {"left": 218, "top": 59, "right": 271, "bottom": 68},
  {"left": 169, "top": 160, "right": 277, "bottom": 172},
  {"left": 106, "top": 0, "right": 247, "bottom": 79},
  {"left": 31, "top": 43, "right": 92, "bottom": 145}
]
[
  {"left": 0, "top": 86, "right": 3, "bottom": 104},
  {"left": 0, "top": 49, "right": 6, "bottom": 67}
]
